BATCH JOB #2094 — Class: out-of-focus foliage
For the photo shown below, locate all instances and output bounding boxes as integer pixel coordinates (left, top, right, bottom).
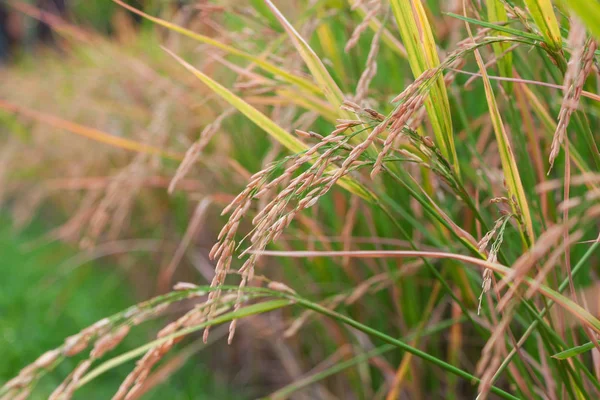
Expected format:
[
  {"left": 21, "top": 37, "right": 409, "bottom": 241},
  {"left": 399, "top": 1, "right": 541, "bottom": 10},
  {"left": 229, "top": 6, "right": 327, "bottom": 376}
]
[{"left": 0, "top": 0, "right": 599, "bottom": 399}]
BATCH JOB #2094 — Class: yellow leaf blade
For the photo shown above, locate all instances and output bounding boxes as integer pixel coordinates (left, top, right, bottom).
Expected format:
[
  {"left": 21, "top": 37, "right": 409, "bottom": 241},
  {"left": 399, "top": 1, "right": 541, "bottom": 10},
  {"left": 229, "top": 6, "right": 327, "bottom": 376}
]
[
  {"left": 0, "top": 99, "right": 182, "bottom": 160},
  {"left": 523, "top": 0, "right": 563, "bottom": 51},
  {"left": 264, "top": 0, "right": 345, "bottom": 110},
  {"left": 487, "top": 0, "right": 513, "bottom": 92},
  {"left": 472, "top": 50, "right": 535, "bottom": 244},
  {"left": 390, "top": 0, "right": 459, "bottom": 175},
  {"left": 163, "top": 47, "right": 375, "bottom": 202},
  {"left": 112, "top": 0, "right": 320, "bottom": 96},
  {"left": 566, "top": 0, "right": 600, "bottom": 41}
]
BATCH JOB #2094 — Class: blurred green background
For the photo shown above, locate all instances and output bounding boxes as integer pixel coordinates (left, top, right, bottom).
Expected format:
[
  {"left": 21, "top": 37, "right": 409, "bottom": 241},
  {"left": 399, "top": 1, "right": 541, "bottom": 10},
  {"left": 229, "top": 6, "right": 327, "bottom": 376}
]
[
  {"left": 0, "top": 214, "right": 243, "bottom": 399},
  {"left": 2, "top": 0, "right": 599, "bottom": 399}
]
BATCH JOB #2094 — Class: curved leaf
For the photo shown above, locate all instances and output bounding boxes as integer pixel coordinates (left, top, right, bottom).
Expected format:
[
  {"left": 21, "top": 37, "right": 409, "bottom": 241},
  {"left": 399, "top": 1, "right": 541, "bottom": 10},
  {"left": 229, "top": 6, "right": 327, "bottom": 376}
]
[
  {"left": 524, "top": 0, "right": 563, "bottom": 51},
  {"left": 264, "top": 0, "right": 345, "bottom": 110},
  {"left": 390, "top": 0, "right": 459, "bottom": 175},
  {"left": 112, "top": 0, "right": 321, "bottom": 95},
  {"left": 163, "top": 47, "right": 376, "bottom": 202}
]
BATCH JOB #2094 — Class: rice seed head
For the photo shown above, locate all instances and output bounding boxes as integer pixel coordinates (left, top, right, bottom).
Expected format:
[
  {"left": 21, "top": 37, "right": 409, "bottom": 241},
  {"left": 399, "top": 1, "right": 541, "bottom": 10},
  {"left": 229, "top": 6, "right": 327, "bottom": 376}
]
[
  {"left": 353, "top": 9, "right": 385, "bottom": 103},
  {"left": 91, "top": 325, "right": 131, "bottom": 359},
  {"left": 173, "top": 282, "right": 199, "bottom": 291},
  {"left": 345, "top": 0, "right": 381, "bottom": 52},
  {"left": 341, "top": 99, "right": 361, "bottom": 114},
  {"left": 268, "top": 281, "right": 297, "bottom": 295},
  {"left": 63, "top": 334, "right": 90, "bottom": 357},
  {"left": 33, "top": 350, "right": 60, "bottom": 369},
  {"left": 548, "top": 20, "right": 596, "bottom": 172}
]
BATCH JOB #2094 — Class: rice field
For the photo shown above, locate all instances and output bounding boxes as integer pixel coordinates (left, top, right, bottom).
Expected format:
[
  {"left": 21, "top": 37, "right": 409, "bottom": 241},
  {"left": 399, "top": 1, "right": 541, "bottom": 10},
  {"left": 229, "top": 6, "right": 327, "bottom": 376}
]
[{"left": 1, "top": 0, "right": 600, "bottom": 399}]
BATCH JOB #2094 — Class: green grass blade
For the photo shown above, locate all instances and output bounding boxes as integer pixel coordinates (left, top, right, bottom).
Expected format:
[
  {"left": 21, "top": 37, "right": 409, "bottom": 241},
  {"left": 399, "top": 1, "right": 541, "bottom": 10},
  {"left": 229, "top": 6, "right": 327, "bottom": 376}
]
[
  {"left": 315, "top": 13, "right": 347, "bottom": 84},
  {"left": 268, "top": 345, "right": 395, "bottom": 400},
  {"left": 266, "top": 316, "right": 467, "bottom": 399},
  {"left": 276, "top": 89, "right": 339, "bottom": 123},
  {"left": 445, "top": 13, "right": 542, "bottom": 41},
  {"left": 390, "top": 0, "right": 459, "bottom": 175},
  {"left": 78, "top": 299, "right": 291, "bottom": 387},
  {"left": 290, "top": 295, "right": 518, "bottom": 400},
  {"left": 553, "top": 341, "right": 600, "bottom": 359},
  {"left": 470, "top": 39, "right": 535, "bottom": 245},
  {"left": 491, "top": 241, "right": 600, "bottom": 382}
]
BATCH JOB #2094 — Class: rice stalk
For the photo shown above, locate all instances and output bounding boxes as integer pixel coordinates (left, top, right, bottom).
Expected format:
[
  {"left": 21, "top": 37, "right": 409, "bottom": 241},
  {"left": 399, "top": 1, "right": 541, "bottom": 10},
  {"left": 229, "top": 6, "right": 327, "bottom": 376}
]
[
  {"left": 3, "top": 1, "right": 600, "bottom": 399},
  {"left": 255, "top": 248, "right": 600, "bottom": 333}
]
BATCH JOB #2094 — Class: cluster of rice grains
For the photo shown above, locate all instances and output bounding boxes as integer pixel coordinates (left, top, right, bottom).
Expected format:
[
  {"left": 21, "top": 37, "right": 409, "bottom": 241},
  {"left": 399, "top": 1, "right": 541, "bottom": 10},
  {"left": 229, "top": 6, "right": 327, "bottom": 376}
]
[
  {"left": 112, "top": 283, "right": 250, "bottom": 400},
  {"left": 207, "top": 110, "right": 379, "bottom": 343},
  {"left": 8, "top": 0, "right": 600, "bottom": 392},
  {"left": 0, "top": 287, "right": 207, "bottom": 400},
  {"left": 2, "top": 19, "right": 539, "bottom": 397},
  {"left": 549, "top": 18, "right": 598, "bottom": 171},
  {"left": 1, "top": 321, "right": 124, "bottom": 400},
  {"left": 206, "top": 30, "right": 500, "bottom": 342}
]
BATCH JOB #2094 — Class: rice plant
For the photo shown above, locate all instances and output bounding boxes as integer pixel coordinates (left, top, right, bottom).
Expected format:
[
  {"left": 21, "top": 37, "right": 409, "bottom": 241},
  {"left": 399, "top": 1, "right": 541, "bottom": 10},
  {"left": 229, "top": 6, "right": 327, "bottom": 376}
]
[{"left": 1, "top": 0, "right": 600, "bottom": 399}]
